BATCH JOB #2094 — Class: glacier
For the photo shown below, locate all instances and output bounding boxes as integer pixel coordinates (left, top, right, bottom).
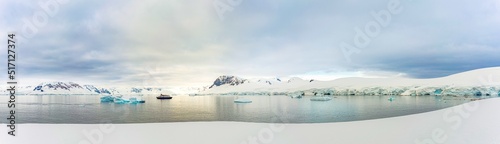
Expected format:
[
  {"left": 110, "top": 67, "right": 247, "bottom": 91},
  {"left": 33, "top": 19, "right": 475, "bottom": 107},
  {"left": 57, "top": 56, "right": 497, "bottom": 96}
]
[{"left": 198, "top": 67, "right": 500, "bottom": 97}]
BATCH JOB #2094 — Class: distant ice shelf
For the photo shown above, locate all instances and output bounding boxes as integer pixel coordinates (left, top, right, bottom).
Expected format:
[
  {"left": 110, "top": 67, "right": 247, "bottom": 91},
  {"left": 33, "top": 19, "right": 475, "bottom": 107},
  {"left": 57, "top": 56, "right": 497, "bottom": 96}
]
[{"left": 198, "top": 67, "right": 500, "bottom": 97}]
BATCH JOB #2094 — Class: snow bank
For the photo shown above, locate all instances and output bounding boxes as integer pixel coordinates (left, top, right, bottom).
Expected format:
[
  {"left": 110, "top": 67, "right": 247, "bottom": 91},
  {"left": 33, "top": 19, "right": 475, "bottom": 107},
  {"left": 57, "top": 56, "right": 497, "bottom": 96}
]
[{"left": 2, "top": 98, "right": 499, "bottom": 144}]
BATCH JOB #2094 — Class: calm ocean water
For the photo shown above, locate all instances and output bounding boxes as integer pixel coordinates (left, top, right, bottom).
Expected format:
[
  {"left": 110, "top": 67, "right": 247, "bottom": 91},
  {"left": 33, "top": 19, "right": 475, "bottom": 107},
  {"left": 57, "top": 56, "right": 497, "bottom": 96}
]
[{"left": 0, "top": 95, "right": 486, "bottom": 124}]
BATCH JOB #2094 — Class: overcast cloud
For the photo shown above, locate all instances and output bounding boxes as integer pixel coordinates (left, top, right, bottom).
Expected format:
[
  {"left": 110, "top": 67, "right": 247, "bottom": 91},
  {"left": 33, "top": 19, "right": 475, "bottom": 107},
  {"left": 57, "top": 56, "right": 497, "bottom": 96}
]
[{"left": 1, "top": 0, "right": 499, "bottom": 87}]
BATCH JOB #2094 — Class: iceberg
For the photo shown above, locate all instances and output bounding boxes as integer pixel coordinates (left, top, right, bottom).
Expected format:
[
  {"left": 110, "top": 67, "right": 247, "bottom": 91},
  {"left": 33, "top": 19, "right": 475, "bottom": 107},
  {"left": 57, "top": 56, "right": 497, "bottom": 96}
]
[
  {"left": 234, "top": 98, "right": 252, "bottom": 103},
  {"left": 99, "top": 95, "right": 145, "bottom": 105},
  {"left": 310, "top": 96, "right": 332, "bottom": 101},
  {"left": 100, "top": 95, "right": 115, "bottom": 103},
  {"left": 289, "top": 92, "right": 304, "bottom": 99},
  {"left": 129, "top": 97, "right": 139, "bottom": 104},
  {"left": 388, "top": 96, "right": 395, "bottom": 102},
  {"left": 114, "top": 97, "right": 130, "bottom": 104}
]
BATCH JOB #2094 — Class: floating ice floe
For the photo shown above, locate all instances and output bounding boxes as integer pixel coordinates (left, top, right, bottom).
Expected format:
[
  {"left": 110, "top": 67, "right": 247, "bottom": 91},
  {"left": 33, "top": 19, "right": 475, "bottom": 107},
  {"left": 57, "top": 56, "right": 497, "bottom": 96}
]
[
  {"left": 234, "top": 98, "right": 252, "bottom": 103},
  {"left": 288, "top": 92, "right": 303, "bottom": 99},
  {"left": 129, "top": 97, "right": 138, "bottom": 104},
  {"left": 310, "top": 96, "right": 332, "bottom": 101},
  {"left": 130, "top": 98, "right": 143, "bottom": 104},
  {"left": 100, "top": 94, "right": 145, "bottom": 104},
  {"left": 114, "top": 97, "right": 129, "bottom": 104},
  {"left": 100, "top": 95, "right": 115, "bottom": 103}
]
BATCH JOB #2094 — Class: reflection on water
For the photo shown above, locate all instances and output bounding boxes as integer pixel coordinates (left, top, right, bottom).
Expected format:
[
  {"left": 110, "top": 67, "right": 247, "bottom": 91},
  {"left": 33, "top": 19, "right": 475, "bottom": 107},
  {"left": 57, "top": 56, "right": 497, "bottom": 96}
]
[{"left": 0, "top": 95, "right": 489, "bottom": 124}]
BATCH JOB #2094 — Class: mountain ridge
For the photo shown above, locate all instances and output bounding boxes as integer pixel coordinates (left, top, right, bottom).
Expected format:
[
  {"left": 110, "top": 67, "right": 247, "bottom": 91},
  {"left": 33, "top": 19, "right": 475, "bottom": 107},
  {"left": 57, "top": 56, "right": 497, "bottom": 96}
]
[{"left": 2, "top": 67, "right": 500, "bottom": 96}]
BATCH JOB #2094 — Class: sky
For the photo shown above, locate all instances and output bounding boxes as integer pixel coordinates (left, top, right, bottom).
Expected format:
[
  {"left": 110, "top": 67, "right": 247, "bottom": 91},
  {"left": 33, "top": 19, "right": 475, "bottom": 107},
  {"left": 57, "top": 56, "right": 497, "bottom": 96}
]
[{"left": 1, "top": 0, "right": 499, "bottom": 87}]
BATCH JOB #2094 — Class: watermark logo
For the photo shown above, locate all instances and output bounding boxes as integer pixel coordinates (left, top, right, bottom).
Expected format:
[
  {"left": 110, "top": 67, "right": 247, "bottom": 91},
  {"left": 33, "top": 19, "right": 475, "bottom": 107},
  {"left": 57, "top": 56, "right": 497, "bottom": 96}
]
[
  {"left": 78, "top": 123, "right": 115, "bottom": 144},
  {"left": 340, "top": 0, "right": 403, "bottom": 62},
  {"left": 239, "top": 107, "right": 289, "bottom": 144},
  {"left": 414, "top": 100, "right": 479, "bottom": 144},
  {"left": 213, "top": 0, "right": 243, "bottom": 21},
  {"left": 142, "top": 64, "right": 166, "bottom": 87},
  {"left": 413, "top": 72, "right": 499, "bottom": 144},
  {"left": 478, "top": 74, "right": 500, "bottom": 86},
  {"left": 17, "top": 0, "right": 68, "bottom": 43},
  {"left": 6, "top": 33, "right": 17, "bottom": 136}
]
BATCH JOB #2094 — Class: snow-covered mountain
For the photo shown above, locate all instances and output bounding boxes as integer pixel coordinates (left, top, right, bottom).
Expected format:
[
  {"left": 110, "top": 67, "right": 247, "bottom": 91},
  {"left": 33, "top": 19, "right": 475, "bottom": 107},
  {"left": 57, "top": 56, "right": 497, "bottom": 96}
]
[
  {"left": 1, "top": 82, "right": 174, "bottom": 95},
  {"left": 2, "top": 67, "right": 500, "bottom": 96},
  {"left": 209, "top": 75, "right": 248, "bottom": 88},
  {"left": 106, "top": 87, "right": 173, "bottom": 95},
  {"left": 200, "top": 67, "right": 500, "bottom": 96},
  {"left": 30, "top": 82, "right": 98, "bottom": 94}
]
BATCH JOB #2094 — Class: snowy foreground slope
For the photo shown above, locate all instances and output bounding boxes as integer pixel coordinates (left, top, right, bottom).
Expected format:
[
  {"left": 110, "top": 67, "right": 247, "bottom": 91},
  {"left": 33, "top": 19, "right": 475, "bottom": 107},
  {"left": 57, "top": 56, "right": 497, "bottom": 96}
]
[
  {"left": 2, "top": 98, "right": 499, "bottom": 144},
  {"left": 200, "top": 67, "right": 500, "bottom": 96}
]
